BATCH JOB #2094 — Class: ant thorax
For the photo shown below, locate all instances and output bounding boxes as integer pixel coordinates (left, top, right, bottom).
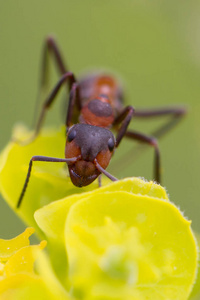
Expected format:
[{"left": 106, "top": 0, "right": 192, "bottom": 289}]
[{"left": 80, "top": 95, "right": 114, "bottom": 128}]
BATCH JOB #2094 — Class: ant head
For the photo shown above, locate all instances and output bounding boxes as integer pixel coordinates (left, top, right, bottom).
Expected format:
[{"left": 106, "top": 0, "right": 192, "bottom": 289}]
[
  {"left": 65, "top": 124, "right": 115, "bottom": 187},
  {"left": 80, "top": 94, "right": 114, "bottom": 127}
]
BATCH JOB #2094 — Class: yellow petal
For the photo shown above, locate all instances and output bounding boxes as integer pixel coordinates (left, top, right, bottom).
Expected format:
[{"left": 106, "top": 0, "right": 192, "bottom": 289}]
[
  {"left": 4, "top": 240, "right": 47, "bottom": 277},
  {"left": 0, "top": 228, "right": 35, "bottom": 262},
  {"left": 35, "top": 178, "right": 198, "bottom": 300},
  {"left": 64, "top": 190, "right": 197, "bottom": 299},
  {"left": 0, "top": 227, "right": 71, "bottom": 300}
]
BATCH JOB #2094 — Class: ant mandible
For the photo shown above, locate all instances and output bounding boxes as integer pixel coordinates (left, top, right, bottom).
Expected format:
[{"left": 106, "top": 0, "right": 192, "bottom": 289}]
[{"left": 16, "top": 36, "right": 186, "bottom": 208}]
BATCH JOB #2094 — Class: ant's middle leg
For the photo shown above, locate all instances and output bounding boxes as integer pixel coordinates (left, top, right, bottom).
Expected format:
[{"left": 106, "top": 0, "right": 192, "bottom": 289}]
[
  {"left": 66, "top": 83, "right": 82, "bottom": 130},
  {"left": 113, "top": 105, "right": 161, "bottom": 183},
  {"left": 14, "top": 72, "right": 77, "bottom": 145},
  {"left": 134, "top": 106, "right": 187, "bottom": 140},
  {"left": 125, "top": 130, "right": 161, "bottom": 183}
]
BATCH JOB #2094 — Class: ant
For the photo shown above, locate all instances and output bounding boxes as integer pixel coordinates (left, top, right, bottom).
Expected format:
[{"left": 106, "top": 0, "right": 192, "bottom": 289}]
[{"left": 16, "top": 36, "right": 186, "bottom": 208}]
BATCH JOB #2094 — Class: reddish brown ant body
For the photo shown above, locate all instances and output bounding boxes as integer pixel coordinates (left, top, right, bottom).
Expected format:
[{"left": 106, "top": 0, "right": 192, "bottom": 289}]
[{"left": 16, "top": 36, "right": 186, "bottom": 208}]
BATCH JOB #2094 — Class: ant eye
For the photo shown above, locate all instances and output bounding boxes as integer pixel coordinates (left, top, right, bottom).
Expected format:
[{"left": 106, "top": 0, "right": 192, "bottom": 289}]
[
  {"left": 67, "top": 129, "right": 76, "bottom": 142},
  {"left": 108, "top": 137, "right": 115, "bottom": 152}
]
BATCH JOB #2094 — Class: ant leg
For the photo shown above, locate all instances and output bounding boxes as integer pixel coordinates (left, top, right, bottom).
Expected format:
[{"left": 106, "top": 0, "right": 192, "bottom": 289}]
[
  {"left": 98, "top": 174, "right": 102, "bottom": 187},
  {"left": 113, "top": 106, "right": 135, "bottom": 147},
  {"left": 66, "top": 83, "right": 82, "bottom": 130},
  {"left": 37, "top": 36, "right": 68, "bottom": 95},
  {"left": 17, "top": 155, "right": 80, "bottom": 208},
  {"left": 14, "top": 72, "right": 76, "bottom": 145},
  {"left": 124, "top": 130, "right": 161, "bottom": 183},
  {"left": 112, "top": 106, "right": 186, "bottom": 178},
  {"left": 42, "top": 36, "right": 68, "bottom": 78},
  {"left": 113, "top": 105, "right": 161, "bottom": 182},
  {"left": 33, "top": 37, "right": 70, "bottom": 127},
  {"left": 134, "top": 106, "right": 187, "bottom": 139}
]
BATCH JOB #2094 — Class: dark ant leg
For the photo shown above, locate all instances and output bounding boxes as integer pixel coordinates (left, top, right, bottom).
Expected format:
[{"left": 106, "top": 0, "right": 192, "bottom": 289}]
[
  {"left": 33, "top": 36, "right": 70, "bottom": 127},
  {"left": 66, "top": 83, "right": 82, "bottom": 130},
  {"left": 134, "top": 106, "right": 187, "bottom": 139},
  {"left": 113, "top": 105, "right": 161, "bottom": 182},
  {"left": 15, "top": 72, "right": 76, "bottom": 145},
  {"left": 124, "top": 130, "right": 160, "bottom": 183},
  {"left": 94, "top": 159, "right": 118, "bottom": 182},
  {"left": 17, "top": 155, "right": 80, "bottom": 208},
  {"left": 38, "top": 36, "right": 69, "bottom": 96},
  {"left": 35, "top": 72, "right": 76, "bottom": 138},
  {"left": 134, "top": 106, "right": 186, "bottom": 118},
  {"left": 113, "top": 106, "right": 135, "bottom": 147},
  {"left": 98, "top": 174, "right": 102, "bottom": 187},
  {"left": 42, "top": 36, "right": 68, "bottom": 78},
  {"left": 113, "top": 106, "right": 186, "bottom": 182}
]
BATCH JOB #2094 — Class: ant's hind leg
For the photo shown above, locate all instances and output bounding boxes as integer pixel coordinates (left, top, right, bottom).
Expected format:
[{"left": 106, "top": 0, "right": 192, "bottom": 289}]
[
  {"left": 42, "top": 36, "right": 68, "bottom": 78},
  {"left": 13, "top": 37, "right": 76, "bottom": 146},
  {"left": 33, "top": 37, "right": 70, "bottom": 128}
]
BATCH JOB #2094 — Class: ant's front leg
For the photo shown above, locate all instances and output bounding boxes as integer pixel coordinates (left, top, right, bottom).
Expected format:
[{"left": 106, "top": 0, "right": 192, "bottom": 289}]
[{"left": 113, "top": 106, "right": 135, "bottom": 147}]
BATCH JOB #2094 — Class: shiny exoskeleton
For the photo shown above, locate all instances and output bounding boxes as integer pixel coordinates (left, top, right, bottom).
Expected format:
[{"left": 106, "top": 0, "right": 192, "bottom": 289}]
[{"left": 16, "top": 36, "right": 186, "bottom": 208}]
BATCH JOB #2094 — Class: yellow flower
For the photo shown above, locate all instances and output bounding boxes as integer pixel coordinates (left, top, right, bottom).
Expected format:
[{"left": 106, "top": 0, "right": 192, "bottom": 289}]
[
  {"left": 0, "top": 227, "right": 70, "bottom": 300},
  {"left": 0, "top": 125, "right": 198, "bottom": 299}
]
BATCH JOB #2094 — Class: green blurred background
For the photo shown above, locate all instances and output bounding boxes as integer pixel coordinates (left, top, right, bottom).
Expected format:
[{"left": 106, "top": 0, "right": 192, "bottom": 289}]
[{"left": 0, "top": 0, "right": 200, "bottom": 238}]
